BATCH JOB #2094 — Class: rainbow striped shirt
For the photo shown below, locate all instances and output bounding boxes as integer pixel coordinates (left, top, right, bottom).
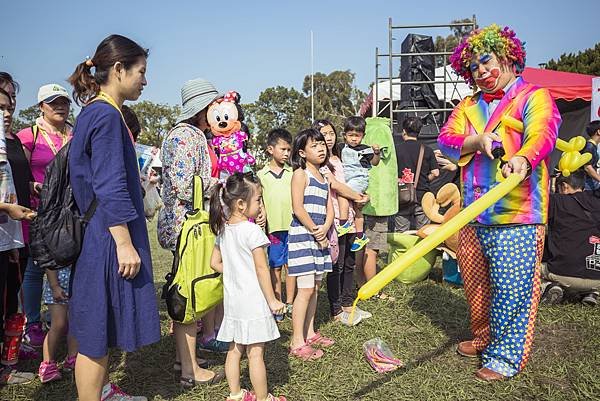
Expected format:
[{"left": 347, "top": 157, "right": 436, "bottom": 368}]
[{"left": 438, "top": 78, "right": 561, "bottom": 225}]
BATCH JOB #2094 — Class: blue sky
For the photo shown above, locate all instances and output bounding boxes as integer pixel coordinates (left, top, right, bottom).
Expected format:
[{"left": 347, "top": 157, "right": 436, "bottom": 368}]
[{"left": 1, "top": 0, "right": 598, "bottom": 113}]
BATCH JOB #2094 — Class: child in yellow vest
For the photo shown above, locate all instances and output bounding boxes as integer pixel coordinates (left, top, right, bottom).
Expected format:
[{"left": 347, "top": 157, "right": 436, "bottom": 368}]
[{"left": 258, "top": 129, "right": 295, "bottom": 320}]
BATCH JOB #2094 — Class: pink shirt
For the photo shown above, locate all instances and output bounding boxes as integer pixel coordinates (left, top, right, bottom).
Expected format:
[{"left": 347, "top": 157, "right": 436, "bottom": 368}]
[{"left": 17, "top": 124, "right": 71, "bottom": 184}]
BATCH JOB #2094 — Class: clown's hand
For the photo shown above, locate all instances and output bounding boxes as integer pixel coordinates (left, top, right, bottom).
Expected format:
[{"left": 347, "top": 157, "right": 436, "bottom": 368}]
[
  {"left": 501, "top": 155, "right": 530, "bottom": 179},
  {"left": 478, "top": 132, "right": 502, "bottom": 159}
]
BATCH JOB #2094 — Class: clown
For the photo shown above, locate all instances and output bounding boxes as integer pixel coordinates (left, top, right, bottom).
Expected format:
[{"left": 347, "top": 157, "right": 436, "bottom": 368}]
[
  {"left": 207, "top": 91, "right": 255, "bottom": 178},
  {"left": 438, "top": 24, "right": 561, "bottom": 381}
]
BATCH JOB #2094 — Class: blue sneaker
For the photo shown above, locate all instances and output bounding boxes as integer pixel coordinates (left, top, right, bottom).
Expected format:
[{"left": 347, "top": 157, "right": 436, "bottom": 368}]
[
  {"left": 198, "top": 338, "right": 230, "bottom": 354},
  {"left": 350, "top": 233, "right": 369, "bottom": 252},
  {"left": 336, "top": 221, "right": 353, "bottom": 237}
]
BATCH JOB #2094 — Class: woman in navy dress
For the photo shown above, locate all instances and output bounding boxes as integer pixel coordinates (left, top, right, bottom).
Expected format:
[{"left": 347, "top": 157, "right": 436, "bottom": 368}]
[{"left": 67, "top": 35, "right": 160, "bottom": 401}]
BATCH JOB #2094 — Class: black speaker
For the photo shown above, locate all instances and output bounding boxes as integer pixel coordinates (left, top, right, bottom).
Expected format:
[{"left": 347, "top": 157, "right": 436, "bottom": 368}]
[
  {"left": 399, "top": 34, "right": 439, "bottom": 110},
  {"left": 396, "top": 107, "right": 445, "bottom": 139}
]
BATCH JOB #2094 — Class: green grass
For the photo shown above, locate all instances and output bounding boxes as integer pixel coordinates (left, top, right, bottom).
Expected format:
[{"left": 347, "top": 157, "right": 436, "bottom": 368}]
[{"left": 3, "top": 222, "right": 600, "bottom": 401}]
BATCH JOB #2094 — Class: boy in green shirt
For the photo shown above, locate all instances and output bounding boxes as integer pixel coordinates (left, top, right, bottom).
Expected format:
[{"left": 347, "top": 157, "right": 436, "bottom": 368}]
[{"left": 258, "top": 129, "right": 295, "bottom": 320}]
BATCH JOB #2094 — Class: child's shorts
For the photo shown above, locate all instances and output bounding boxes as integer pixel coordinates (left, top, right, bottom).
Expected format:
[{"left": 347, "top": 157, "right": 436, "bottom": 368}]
[
  {"left": 364, "top": 215, "right": 389, "bottom": 252},
  {"left": 296, "top": 273, "right": 324, "bottom": 289},
  {"left": 42, "top": 267, "right": 71, "bottom": 305},
  {"left": 268, "top": 231, "right": 289, "bottom": 268},
  {"left": 346, "top": 176, "right": 369, "bottom": 194}
]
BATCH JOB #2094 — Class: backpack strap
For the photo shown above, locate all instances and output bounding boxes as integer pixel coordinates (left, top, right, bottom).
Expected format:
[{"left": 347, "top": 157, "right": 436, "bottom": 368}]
[
  {"left": 30, "top": 125, "right": 39, "bottom": 155},
  {"left": 192, "top": 176, "right": 204, "bottom": 211},
  {"left": 81, "top": 198, "right": 98, "bottom": 224}
]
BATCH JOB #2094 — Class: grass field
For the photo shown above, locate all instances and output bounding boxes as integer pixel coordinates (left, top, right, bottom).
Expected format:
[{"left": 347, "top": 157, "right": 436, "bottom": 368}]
[{"left": 2, "top": 222, "right": 600, "bottom": 401}]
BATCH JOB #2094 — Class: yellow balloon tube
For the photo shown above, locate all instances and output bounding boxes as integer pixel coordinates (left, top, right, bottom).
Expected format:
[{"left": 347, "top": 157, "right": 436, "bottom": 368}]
[
  {"left": 357, "top": 174, "right": 523, "bottom": 300},
  {"left": 555, "top": 138, "right": 571, "bottom": 152}
]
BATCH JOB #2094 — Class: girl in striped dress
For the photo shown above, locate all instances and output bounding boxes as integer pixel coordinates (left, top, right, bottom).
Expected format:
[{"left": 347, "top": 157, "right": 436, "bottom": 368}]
[{"left": 288, "top": 129, "right": 335, "bottom": 361}]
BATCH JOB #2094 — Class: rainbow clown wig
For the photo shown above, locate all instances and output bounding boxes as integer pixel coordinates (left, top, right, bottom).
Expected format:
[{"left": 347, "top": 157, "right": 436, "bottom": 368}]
[{"left": 450, "top": 24, "right": 526, "bottom": 87}]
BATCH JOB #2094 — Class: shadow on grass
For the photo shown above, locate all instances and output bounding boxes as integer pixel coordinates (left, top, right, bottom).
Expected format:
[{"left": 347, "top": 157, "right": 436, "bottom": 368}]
[
  {"left": 409, "top": 282, "right": 470, "bottom": 342},
  {"left": 263, "top": 330, "right": 291, "bottom": 389},
  {"left": 352, "top": 281, "right": 471, "bottom": 400}
]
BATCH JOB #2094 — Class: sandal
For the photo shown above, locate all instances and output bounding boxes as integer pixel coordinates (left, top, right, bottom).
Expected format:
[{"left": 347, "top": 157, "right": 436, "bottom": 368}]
[
  {"left": 306, "top": 332, "right": 335, "bottom": 347},
  {"left": 375, "top": 292, "right": 396, "bottom": 302},
  {"left": 180, "top": 369, "right": 225, "bottom": 388},
  {"left": 173, "top": 357, "right": 210, "bottom": 371},
  {"left": 267, "top": 394, "right": 287, "bottom": 401},
  {"left": 288, "top": 343, "right": 324, "bottom": 361}
]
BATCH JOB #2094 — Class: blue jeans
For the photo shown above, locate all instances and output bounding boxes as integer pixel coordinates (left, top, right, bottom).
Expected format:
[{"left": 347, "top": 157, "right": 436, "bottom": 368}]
[{"left": 21, "top": 257, "right": 44, "bottom": 328}]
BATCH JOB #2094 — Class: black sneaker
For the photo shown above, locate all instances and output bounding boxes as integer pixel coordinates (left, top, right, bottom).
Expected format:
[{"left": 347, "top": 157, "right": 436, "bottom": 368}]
[
  {"left": 581, "top": 292, "right": 598, "bottom": 307},
  {"left": 541, "top": 284, "right": 564, "bottom": 305}
]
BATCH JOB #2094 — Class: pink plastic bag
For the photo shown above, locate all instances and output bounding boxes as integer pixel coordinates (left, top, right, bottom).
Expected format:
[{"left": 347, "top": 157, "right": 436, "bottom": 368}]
[
  {"left": 363, "top": 338, "right": 404, "bottom": 373},
  {"left": 327, "top": 225, "right": 339, "bottom": 264}
]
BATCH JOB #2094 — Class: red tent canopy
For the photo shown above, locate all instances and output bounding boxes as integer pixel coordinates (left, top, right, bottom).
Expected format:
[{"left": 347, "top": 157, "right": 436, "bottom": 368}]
[{"left": 521, "top": 67, "right": 595, "bottom": 102}]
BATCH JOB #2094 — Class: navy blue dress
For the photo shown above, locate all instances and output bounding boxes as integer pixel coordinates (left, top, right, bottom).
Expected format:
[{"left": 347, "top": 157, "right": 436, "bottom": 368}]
[{"left": 68, "top": 101, "right": 160, "bottom": 358}]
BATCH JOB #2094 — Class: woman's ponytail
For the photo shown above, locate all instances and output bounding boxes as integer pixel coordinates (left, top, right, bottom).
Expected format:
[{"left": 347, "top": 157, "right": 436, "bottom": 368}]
[{"left": 68, "top": 59, "right": 100, "bottom": 106}]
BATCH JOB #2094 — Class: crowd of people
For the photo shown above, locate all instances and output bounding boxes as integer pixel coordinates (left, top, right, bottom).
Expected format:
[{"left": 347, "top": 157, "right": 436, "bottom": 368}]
[{"left": 0, "top": 23, "right": 599, "bottom": 401}]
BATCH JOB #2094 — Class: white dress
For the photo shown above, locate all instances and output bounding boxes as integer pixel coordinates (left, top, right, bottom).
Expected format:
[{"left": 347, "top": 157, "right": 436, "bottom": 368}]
[{"left": 216, "top": 221, "right": 280, "bottom": 345}]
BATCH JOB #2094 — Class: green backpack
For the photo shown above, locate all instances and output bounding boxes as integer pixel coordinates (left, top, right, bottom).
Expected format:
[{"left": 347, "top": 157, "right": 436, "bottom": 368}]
[{"left": 162, "top": 176, "right": 223, "bottom": 323}]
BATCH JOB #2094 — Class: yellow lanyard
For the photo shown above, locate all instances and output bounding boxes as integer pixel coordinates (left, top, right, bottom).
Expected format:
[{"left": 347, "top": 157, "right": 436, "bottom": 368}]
[
  {"left": 92, "top": 91, "right": 134, "bottom": 144},
  {"left": 38, "top": 127, "right": 68, "bottom": 156}
]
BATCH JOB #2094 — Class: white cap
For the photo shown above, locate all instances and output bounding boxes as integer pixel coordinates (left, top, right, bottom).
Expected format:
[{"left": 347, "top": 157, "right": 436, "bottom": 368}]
[{"left": 37, "top": 84, "right": 71, "bottom": 104}]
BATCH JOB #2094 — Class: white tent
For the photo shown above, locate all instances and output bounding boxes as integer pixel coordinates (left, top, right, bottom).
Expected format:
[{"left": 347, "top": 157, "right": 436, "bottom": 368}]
[{"left": 373, "top": 65, "right": 472, "bottom": 104}]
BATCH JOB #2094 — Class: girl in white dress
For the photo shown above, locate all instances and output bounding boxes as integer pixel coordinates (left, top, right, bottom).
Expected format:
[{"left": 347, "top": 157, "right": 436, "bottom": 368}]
[{"left": 209, "top": 172, "right": 287, "bottom": 401}]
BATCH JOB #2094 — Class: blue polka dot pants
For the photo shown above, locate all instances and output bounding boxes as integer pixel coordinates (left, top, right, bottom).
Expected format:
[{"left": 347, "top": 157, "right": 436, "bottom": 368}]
[{"left": 457, "top": 224, "right": 545, "bottom": 377}]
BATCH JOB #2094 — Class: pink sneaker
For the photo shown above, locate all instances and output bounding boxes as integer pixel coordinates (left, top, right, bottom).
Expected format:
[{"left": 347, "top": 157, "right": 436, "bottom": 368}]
[
  {"left": 24, "top": 323, "right": 46, "bottom": 348},
  {"left": 62, "top": 355, "right": 77, "bottom": 372},
  {"left": 19, "top": 342, "right": 40, "bottom": 360},
  {"left": 101, "top": 383, "right": 147, "bottom": 401},
  {"left": 226, "top": 389, "right": 256, "bottom": 401},
  {"left": 39, "top": 361, "right": 62, "bottom": 383}
]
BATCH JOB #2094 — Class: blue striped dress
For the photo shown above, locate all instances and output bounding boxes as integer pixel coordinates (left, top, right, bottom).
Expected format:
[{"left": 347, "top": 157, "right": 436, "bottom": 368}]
[{"left": 287, "top": 169, "right": 332, "bottom": 276}]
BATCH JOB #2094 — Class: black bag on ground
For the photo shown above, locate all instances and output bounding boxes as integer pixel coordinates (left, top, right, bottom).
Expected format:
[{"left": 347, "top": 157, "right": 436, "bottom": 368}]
[{"left": 29, "top": 142, "right": 97, "bottom": 270}]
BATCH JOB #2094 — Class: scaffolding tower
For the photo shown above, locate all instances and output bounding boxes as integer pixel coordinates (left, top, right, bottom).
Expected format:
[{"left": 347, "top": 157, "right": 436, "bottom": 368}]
[{"left": 373, "top": 16, "right": 477, "bottom": 138}]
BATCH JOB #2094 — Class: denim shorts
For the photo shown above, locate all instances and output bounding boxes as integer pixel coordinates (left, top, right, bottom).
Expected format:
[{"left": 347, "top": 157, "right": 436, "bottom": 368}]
[{"left": 267, "top": 231, "right": 289, "bottom": 268}]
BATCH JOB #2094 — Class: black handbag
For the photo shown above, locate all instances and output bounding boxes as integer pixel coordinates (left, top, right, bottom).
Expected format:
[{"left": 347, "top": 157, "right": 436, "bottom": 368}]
[{"left": 398, "top": 145, "right": 424, "bottom": 207}]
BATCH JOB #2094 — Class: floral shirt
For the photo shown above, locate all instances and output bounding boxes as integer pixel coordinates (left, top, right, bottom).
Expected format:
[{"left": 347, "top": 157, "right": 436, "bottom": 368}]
[{"left": 157, "top": 123, "right": 215, "bottom": 250}]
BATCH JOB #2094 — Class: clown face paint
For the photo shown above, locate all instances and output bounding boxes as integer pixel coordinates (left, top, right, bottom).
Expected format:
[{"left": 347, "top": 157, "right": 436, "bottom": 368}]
[{"left": 470, "top": 53, "right": 515, "bottom": 93}]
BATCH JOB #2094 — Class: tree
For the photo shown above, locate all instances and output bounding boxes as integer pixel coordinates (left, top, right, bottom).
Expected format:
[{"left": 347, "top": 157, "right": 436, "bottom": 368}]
[
  {"left": 434, "top": 18, "right": 477, "bottom": 67},
  {"left": 243, "top": 86, "right": 306, "bottom": 167},
  {"left": 546, "top": 43, "right": 600, "bottom": 76},
  {"left": 129, "top": 100, "right": 180, "bottom": 147},
  {"left": 243, "top": 70, "right": 366, "bottom": 167},
  {"left": 12, "top": 105, "right": 40, "bottom": 132},
  {"left": 301, "top": 70, "right": 367, "bottom": 130}
]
